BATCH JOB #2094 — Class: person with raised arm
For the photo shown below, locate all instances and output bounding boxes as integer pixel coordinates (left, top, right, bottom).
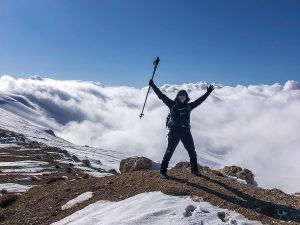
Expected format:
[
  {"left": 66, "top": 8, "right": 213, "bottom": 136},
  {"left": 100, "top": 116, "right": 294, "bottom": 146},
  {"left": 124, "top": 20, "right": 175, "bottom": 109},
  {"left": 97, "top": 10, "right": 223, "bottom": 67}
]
[{"left": 149, "top": 79, "right": 214, "bottom": 178}]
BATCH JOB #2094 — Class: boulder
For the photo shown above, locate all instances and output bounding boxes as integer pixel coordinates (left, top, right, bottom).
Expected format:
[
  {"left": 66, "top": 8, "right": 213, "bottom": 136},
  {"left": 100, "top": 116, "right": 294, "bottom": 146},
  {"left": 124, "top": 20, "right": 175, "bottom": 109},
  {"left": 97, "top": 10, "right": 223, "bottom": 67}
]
[
  {"left": 294, "top": 192, "right": 300, "bottom": 197},
  {"left": 173, "top": 161, "right": 191, "bottom": 170},
  {"left": 119, "top": 157, "right": 153, "bottom": 173},
  {"left": 173, "top": 161, "right": 204, "bottom": 172},
  {"left": 220, "top": 166, "right": 243, "bottom": 176},
  {"left": 219, "top": 166, "right": 255, "bottom": 185},
  {"left": 236, "top": 169, "right": 255, "bottom": 184}
]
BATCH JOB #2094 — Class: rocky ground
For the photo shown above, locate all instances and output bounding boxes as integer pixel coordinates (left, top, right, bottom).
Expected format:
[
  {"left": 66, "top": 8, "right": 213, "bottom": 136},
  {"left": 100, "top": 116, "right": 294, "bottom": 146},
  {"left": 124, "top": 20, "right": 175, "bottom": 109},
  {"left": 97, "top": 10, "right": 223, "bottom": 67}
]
[{"left": 1, "top": 129, "right": 300, "bottom": 225}]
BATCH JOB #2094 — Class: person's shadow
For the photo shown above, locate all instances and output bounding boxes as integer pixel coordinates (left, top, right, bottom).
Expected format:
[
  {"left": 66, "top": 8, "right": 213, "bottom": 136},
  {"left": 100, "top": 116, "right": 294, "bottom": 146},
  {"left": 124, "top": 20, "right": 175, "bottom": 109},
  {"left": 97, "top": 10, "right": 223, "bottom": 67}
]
[{"left": 167, "top": 174, "right": 300, "bottom": 223}]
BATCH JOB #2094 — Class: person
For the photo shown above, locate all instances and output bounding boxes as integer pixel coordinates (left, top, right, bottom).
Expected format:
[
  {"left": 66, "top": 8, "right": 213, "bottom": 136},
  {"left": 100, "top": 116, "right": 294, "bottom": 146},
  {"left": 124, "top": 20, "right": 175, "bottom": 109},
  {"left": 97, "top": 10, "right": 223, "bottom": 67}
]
[{"left": 149, "top": 79, "right": 214, "bottom": 178}]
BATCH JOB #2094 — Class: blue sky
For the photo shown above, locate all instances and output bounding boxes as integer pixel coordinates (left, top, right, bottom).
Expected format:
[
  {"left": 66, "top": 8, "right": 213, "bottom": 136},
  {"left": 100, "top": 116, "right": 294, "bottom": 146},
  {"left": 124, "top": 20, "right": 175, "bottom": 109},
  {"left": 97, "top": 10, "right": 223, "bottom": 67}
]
[{"left": 0, "top": 0, "right": 299, "bottom": 87}]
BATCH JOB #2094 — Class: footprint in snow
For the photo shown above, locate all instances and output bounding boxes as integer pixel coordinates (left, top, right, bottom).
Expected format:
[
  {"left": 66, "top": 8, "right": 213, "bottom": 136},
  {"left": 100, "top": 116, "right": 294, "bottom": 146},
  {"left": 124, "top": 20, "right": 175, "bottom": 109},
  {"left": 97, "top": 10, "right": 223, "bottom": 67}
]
[{"left": 183, "top": 204, "right": 196, "bottom": 217}]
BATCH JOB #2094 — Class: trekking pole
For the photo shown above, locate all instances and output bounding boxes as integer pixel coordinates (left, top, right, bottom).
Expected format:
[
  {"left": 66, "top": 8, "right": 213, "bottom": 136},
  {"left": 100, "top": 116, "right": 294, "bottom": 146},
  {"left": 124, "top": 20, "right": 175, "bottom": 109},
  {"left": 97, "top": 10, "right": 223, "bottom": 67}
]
[{"left": 139, "top": 57, "right": 160, "bottom": 119}]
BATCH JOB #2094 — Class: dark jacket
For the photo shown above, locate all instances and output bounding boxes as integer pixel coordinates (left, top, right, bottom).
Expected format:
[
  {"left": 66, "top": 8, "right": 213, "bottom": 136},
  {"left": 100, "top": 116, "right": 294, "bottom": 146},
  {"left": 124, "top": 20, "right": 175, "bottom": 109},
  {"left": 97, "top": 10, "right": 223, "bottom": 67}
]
[{"left": 149, "top": 81, "right": 211, "bottom": 128}]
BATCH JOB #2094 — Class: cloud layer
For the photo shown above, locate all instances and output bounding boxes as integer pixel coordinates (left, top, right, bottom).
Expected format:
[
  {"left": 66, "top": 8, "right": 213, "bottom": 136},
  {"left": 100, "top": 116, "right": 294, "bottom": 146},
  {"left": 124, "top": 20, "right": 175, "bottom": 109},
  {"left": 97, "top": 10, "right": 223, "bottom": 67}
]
[{"left": 1, "top": 75, "right": 300, "bottom": 193}]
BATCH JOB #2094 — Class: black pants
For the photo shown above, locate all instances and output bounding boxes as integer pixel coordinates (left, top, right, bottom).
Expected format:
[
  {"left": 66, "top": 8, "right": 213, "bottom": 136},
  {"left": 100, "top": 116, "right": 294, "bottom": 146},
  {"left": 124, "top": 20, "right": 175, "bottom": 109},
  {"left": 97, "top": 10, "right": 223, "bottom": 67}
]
[{"left": 160, "top": 127, "right": 198, "bottom": 174}]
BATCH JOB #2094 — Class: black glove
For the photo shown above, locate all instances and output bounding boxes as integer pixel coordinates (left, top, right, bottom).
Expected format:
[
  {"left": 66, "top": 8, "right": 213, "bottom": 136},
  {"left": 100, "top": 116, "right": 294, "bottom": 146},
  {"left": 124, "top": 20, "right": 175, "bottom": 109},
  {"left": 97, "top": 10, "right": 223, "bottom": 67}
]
[
  {"left": 149, "top": 79, "right": 154, "bottom": 87},
  {"left": 207, "top": 84, "right": 214, "bottom": 94}
]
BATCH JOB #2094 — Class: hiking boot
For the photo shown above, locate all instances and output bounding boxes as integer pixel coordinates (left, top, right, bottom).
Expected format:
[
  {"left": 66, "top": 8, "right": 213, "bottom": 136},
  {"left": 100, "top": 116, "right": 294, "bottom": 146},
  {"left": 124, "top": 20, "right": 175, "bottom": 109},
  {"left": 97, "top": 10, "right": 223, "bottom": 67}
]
[
  {"left": 160, "top": 172, "right": 168, "bottom": 179},
  {"left": 191, "top": 171, "right": 202, "bottom": 177}
]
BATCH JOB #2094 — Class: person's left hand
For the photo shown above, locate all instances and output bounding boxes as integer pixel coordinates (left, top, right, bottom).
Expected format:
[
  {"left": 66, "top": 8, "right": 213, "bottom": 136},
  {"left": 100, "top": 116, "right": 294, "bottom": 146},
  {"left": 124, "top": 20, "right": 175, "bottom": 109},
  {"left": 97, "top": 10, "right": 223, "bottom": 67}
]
[{"left": 207, "top": 84, "right": 215, "bottom": 93}]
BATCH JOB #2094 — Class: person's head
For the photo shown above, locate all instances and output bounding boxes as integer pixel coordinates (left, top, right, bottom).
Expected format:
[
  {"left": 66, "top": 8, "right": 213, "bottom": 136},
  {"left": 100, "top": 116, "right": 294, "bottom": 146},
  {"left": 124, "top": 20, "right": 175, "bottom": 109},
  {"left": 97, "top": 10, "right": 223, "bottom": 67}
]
[{"left": 175, "top": 90, "right": 190, "bottom": 103}]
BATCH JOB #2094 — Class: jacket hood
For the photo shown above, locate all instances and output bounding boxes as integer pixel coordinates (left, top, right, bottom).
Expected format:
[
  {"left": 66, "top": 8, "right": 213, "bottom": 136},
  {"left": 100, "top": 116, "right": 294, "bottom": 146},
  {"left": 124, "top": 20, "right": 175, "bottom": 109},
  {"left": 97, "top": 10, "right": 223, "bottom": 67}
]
[{"left": 174, "top": 90, "right": 190, "bottom": 102}]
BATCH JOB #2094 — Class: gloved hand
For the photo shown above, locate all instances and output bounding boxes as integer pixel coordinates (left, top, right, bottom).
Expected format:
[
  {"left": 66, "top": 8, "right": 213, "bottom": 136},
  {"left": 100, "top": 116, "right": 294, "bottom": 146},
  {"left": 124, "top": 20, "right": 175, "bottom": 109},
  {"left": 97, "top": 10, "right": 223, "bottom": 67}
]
[
  {"left": 149, "top": 79, "right": 154, "bottom": 87},
  {"left": 207, "top": 84, "right": 215, "bottom": 94}
]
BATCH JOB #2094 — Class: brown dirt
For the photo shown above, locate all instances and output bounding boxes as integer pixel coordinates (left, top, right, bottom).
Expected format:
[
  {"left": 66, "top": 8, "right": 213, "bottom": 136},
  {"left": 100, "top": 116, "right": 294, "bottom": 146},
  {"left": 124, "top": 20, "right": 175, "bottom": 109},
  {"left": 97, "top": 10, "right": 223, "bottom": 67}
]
[
  {"left": 0, "top": 169, "right": 299, "bottom": 225},
  {"left": 1, "top": 129, "right": 300, "bottom": 225}
]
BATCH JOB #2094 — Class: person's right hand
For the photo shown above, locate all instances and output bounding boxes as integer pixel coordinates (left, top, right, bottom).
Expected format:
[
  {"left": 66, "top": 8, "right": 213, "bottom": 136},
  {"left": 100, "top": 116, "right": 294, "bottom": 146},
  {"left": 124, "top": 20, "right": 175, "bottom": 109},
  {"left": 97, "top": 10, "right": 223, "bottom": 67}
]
[
  {"left": 207, "top": 84, "right": 215, "bottom": 94},
  {"left": 149, "top": 79, "right": 154, "bottom": 86}
]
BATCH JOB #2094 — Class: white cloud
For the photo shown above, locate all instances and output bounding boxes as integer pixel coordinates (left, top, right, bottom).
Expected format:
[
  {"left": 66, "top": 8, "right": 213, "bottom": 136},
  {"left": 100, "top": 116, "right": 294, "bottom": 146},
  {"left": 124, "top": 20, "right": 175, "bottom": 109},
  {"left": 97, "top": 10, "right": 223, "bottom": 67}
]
[{"left": 1, "top": 75, "right": 300, "bottom": 193}]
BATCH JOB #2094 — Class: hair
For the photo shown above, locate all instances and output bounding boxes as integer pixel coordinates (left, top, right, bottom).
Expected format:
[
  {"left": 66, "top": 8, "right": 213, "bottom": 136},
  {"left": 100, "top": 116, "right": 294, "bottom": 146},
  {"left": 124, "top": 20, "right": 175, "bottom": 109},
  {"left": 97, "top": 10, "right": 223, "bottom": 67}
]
[{"left": 174, "top": 90, "right": 190, "bottom": 102}]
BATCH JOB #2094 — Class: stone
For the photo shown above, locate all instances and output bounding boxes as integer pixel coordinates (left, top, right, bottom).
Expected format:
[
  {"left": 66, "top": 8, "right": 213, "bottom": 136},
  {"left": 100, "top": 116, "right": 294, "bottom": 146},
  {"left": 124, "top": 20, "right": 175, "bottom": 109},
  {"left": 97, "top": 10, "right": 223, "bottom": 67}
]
[
  {"left": 219, "top": 165, "right": 256, "bottom": 185},
  {"left": 119, "top": 157, "right": 153, "bottom": 173},
  {"left": 108, "top": 169, "right": 119, "bottom": 175},
  {"left": 173, "top": 162, "right": 204, "bottom": 172},
  {"left": 72, "top": 155, "right": 80, "bottom": 162},
  {"left": 173, "top": 161, "right": 191, "bottom": 170},
  {"left": 220, "top": 166, "right": 243, "bottom": 176},
  {"left": 82, "top": 159, "right": 91, "bottom": 167}
]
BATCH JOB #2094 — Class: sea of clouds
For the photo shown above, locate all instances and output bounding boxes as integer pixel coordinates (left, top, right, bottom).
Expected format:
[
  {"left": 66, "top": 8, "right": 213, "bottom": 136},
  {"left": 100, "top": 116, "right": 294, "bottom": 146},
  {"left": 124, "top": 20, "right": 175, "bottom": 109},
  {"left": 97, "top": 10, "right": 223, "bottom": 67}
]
[{"left": 0, "top": 75, "right": 300, "bottom": 193}]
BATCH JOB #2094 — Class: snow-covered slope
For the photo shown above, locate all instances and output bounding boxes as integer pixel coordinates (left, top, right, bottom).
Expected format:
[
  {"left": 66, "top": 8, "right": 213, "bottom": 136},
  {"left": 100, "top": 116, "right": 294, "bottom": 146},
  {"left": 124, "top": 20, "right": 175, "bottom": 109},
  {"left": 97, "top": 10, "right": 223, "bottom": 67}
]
[
  {"left": 52, "top": 191, "right": 262, "bottom": 225},
  {"left": 0, "top": 106, "right": 126, "bottom": 173}
]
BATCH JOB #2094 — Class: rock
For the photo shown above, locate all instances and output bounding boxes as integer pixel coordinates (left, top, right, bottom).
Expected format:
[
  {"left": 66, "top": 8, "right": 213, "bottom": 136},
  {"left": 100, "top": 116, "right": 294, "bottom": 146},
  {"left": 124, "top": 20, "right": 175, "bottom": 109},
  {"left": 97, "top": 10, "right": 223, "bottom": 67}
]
[
  {"left": 183, "top": 205, "right": 196, "bottom": 217},
  {"left": 217, "top": 211, "right": 227, "bottom": 222},
  {"left": 66, "top": 167, "right": 74, "bottom": 173},
  {"left": 72, "top": 155, "right": 81, "bottom": 162},
  {"left": 212, "top": 170, "right": 225, "bottom": 177},
  {"left": 0, "top": 189, "right": 8, "bottom": 195},
  {"left": 220, "top": 166, "right": 243, "bottom": 176},
  {"left": 236, "top": 169, "right": 255, "bottom": 184},
  {"left": 16, "top": 177, "right": 33, "bottom": 182},
  {"left": 59, "top": 149, "right": 71, "bottom": 157},
  {"left": 202, "top": 166, "right": 212, "bottom": 173},
  {"left": 46, "top": 176, "right": 68, "bottom": 184},
  {"left": 219, "top": 166, "right": 255, "bottom": 185},
  {"left": 173, "top": 162, "right": 203, "bottom": 172},
  {"left": 82, "top": 159, "right": 91, "bottom": 167},
  {"left": 119, "top": 157, "right": 154, "bottom": 173},
  {"left": 44, "top": 129, "right": 56, "bottom": 137},
  {"left": 108, "top": 169, "right": 119, "bottom": 175},
  {"left": 83, "top": 173, "right": 90, "bottom": 179},
  {"left": 61, "top": 176, "right": 68, "bottom": 180},
  {"left": 0, "top": 212, "right": 6, "bottom": 221},
  {"left": 0, "top": 194, "right": 19, "bottom": 207},
  {"left": 173, "top": 161, "right": 191, "bottom": 169}
]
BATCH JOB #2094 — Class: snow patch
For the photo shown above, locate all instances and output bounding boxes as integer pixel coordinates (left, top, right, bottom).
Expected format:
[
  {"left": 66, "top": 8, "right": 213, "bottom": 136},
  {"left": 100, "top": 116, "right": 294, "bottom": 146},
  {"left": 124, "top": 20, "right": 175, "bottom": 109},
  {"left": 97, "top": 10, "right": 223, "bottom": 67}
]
[
  {"left": 52, "top": 192, "right": 262, "bottom": 225},
  {"left": 0, "top": 183, "right": 33, "bottom": 192},
  {"left": 61, "top": 192, "right": 93, "bottom": 210},
  {"left": 1, "top": 166, "right": 55, "bottom": 173},
  {"left": 0, "top": 160, "right": 48, "bottom": 167}
]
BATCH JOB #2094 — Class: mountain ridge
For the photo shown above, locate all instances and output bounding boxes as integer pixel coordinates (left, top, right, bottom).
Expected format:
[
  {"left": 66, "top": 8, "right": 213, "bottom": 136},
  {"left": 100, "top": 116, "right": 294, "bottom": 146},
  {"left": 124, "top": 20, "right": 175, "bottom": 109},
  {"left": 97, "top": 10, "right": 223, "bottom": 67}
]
[{"left": 0, "top": 128, "right": 300, "bottom": 224}]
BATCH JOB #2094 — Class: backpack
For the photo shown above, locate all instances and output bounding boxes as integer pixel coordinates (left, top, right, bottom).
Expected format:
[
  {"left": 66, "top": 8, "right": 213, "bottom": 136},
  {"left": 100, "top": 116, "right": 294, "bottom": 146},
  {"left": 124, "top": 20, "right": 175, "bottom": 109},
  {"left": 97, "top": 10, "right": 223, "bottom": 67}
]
[
  {"left": 166, "top": 102, "right": 191, "bottom": 128},
  {"left": 166, "top": 102, "right": 177, "bottom": 128}
]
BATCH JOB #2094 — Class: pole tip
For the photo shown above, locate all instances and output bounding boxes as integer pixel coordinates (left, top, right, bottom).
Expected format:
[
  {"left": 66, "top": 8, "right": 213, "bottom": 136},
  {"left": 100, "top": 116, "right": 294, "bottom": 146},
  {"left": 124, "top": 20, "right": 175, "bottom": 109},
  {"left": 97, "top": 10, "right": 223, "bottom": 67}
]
[
  {"left": 139, "top": 113, "right": 144, "bottom": 119},
  {"left": 153, "top": 57, "right": 160, "bottom": 66}
]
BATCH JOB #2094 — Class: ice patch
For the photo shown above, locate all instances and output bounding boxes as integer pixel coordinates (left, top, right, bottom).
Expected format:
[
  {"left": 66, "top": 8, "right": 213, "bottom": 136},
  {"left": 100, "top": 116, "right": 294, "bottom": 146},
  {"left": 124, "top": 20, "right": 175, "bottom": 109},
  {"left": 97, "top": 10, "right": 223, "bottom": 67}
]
[
  {"left": 0, "top": 143, "right": 20, "bottom": 148},
  {"left": 0, "top": 171, "right": 56, "bottom": 176},
  {"left": 0, "top": 183, "right": 33, "bottom": 192},
  {"left": 16, "top": 177, "right": 33, "bottom": 182},
  {"left": 226, "top": 175, "right": 248, "bottom": 185},
  {"left": 61, "top": 192, "right": 93, "bottom": 210},
  {"left": 1, "top": 166, "right": 55, "bottom": 173},
  {"left": 0, "top": 160, "right": 48, "bottom": 167}
]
